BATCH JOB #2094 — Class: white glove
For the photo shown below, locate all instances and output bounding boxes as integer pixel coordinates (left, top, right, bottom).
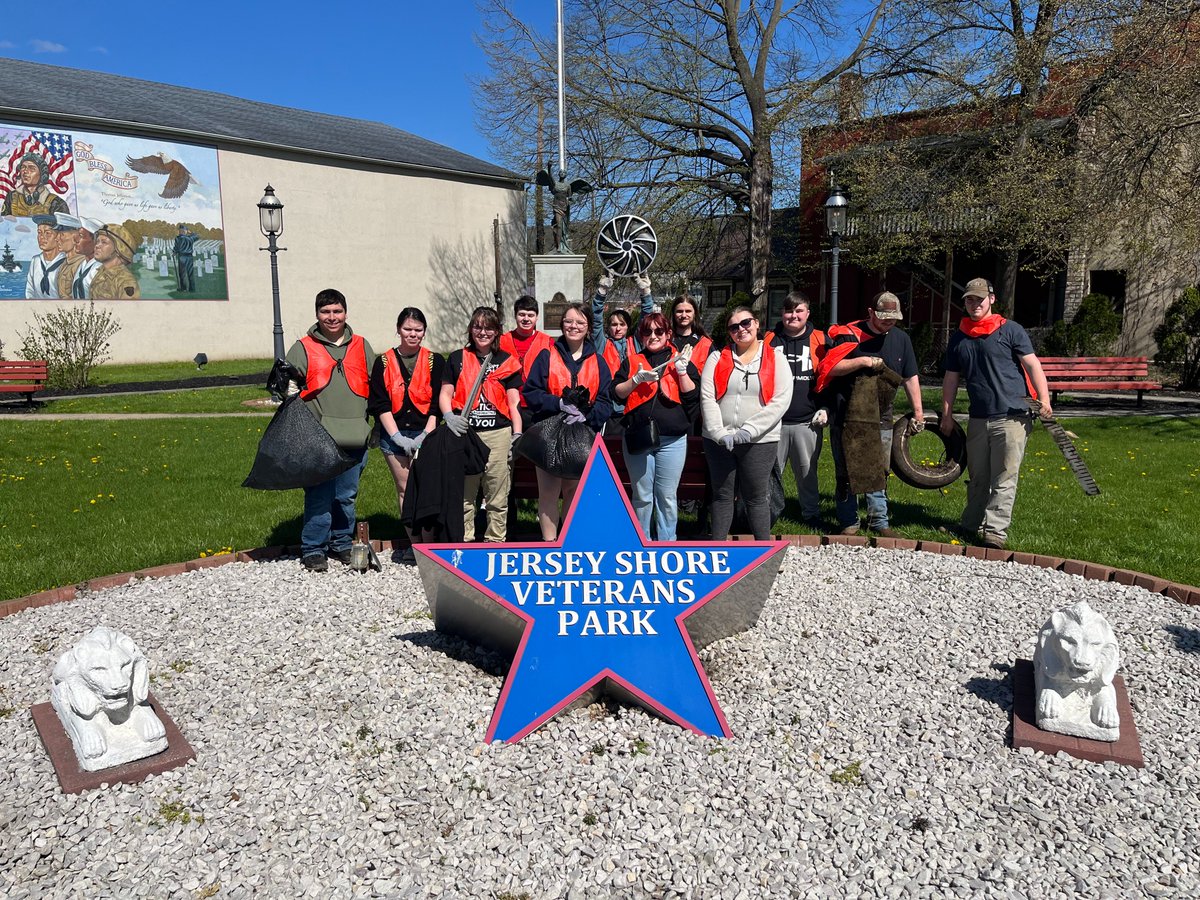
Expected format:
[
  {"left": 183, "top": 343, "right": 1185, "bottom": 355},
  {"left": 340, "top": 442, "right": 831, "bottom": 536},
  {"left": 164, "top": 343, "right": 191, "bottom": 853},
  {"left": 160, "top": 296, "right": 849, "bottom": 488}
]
[
  {"left": 719, "top": 433, "right": 736, "bottom": 452},
  {"left": 443, "top": 411, "right": 468, "bottom": 436},
  {"left": 559, "top": 400, "right": 583, "bottom": 418},
  {"left": 811, "top": 409, "right": 828, "bottom": 427},
  {"left": 631, "top": 368, "right": 661, "bottom": 385},
  {"left": 733, "top": 427, "right": 753, "bottom": 445},
  {"left": 597, "top": 270, "right": 614, "bottom": 296},
  {"left": 390, "top": 433, "right": 415, "bottom": 456},
  {"left": 907, "top": 415, "right": 926, "bottom": 435},
  {"left": 564, "top": 410, "right": 586, "bottom": 425},
  {"left": 674, "top": 357, "right": 688, "bottom": 377},
  {"left": 412, "top": 431, "right": 429, "bottom": 451},
  {"left": 634, "top": 273, "right": 652, "bottom": 297}
]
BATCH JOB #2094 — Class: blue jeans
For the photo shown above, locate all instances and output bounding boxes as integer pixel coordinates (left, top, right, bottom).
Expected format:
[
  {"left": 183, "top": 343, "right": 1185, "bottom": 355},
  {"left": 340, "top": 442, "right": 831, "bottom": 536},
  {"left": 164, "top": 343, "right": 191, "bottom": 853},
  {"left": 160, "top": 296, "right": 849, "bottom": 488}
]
[
  {"left": 831, "top": 424, "right": 892, "bottom": 530},
  {"left": 301, "top": 447, "right": 368, "bottom": 556},
  {"left": 623, "top": 433, "right": 688, "bottom": 541}
]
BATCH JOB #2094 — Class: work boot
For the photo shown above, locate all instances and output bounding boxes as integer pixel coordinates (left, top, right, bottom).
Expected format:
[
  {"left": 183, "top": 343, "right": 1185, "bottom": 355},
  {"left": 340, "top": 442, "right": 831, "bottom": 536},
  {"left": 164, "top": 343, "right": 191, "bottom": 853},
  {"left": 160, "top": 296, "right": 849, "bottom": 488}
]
[
  {"left": 981, "top": 532, "right": 1008, "bottom": 550},
  {"left": 839, "top": 524, "right": 860, "bottom": 536},
  {"left": 301, "top": 552, "right": 328, "bottom": 572},
  {"left": 328, "top": 547, "right": 354, "bottom": 565},
  {"left": 875, "top": 528, "right": 903, "bottom": 539}
]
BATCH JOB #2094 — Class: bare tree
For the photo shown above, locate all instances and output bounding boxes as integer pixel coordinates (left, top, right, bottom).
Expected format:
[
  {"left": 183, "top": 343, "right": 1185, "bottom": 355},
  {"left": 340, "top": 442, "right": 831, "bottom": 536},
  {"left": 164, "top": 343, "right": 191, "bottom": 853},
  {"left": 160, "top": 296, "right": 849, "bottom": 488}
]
[{"left": 475, "top": 0, "right": 889, "bottom": 307}]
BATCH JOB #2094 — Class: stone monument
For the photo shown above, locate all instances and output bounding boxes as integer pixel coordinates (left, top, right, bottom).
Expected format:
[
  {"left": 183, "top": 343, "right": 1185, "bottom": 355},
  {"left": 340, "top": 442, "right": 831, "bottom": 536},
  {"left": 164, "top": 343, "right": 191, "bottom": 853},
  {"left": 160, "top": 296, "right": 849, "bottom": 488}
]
[
  {"left": 49, "top": 626, "right": 168, "bottom": 771},
  {"left": 1033, "top": 600, "right": 1121, "bottom": 741}
]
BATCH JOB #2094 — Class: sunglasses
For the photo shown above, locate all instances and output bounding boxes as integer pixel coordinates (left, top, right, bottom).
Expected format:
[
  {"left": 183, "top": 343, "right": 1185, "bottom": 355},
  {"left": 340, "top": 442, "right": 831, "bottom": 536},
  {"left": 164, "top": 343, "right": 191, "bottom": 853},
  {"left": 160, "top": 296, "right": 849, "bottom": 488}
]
[
  {"left": 727, "top": 318, "right": 755, "bottom": 334},
  {"left": 644, "top": 327, "right": 667, "bottom": 337}
]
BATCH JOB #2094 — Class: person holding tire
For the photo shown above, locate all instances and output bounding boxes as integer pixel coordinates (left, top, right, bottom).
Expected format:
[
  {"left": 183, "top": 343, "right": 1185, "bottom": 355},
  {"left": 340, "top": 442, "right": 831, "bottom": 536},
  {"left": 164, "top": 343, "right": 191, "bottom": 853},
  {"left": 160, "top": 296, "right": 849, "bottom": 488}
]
[
  {"left": 816, "top": 292, "right": 924, "bottom": 538},
  {"left": 940, "top": 278, "right": 1052, "bottom": 550},
  {"left": 700, "top": 306, "right": 792, "bottom": 541},
  {"left": 611, "top": 312, "right": 701, "bottom": 541}
]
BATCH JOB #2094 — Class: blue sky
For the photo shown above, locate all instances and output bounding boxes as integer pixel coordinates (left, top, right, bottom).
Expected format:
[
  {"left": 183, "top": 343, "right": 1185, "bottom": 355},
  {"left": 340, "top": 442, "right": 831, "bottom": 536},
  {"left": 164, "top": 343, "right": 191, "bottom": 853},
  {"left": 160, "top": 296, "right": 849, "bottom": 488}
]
[{"left": 0, "top": 2, "right": 554, "bottom": 165}]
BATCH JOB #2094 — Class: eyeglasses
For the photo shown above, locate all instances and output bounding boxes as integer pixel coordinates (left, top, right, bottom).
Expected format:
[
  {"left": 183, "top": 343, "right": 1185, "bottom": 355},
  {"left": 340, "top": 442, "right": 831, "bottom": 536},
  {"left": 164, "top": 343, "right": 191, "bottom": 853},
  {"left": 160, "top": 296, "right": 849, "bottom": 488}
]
[
  {"left": 644, "top": 327, "right": 667, "bottom": 337},
  {"left": 727, "top": 318, "right": 755, "bottom": 334},
  {"left": 471, "top": 325, "right": 497, "bottom": 333}
]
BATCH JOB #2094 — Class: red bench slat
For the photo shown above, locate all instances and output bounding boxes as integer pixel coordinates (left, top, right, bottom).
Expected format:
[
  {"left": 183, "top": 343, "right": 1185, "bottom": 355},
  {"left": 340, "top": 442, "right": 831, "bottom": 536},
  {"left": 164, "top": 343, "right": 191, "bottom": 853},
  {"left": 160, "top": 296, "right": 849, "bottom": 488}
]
[{"left": 1035, "top": 356, "right": 1161, "bottom": 405}]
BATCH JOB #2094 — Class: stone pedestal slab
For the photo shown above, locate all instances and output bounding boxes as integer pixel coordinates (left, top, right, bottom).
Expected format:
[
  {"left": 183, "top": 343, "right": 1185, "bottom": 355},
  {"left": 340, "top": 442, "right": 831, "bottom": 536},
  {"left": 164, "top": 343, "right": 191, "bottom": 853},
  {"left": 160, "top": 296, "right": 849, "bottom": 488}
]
[{"left": 532, "top": 253, "right": 586, "bottom": 333}]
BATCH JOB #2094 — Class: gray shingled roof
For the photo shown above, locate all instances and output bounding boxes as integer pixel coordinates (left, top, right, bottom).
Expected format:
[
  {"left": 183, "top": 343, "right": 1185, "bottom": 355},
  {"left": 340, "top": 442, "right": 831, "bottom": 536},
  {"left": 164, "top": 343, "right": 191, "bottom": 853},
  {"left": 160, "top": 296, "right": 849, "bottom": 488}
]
[{"left": 0, "top": 57, "right": 523, "bottom": 185}]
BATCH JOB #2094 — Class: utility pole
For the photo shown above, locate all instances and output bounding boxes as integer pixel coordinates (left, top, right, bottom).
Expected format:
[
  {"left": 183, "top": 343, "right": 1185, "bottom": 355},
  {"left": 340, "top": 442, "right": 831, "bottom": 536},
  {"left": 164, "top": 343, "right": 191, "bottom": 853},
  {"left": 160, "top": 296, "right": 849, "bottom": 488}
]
[
  {"left": 535, "top": 99, "right": 545, "bottom": 255},
  {"left": 493, "top": 215, "right": 502, "bottom": 315}
]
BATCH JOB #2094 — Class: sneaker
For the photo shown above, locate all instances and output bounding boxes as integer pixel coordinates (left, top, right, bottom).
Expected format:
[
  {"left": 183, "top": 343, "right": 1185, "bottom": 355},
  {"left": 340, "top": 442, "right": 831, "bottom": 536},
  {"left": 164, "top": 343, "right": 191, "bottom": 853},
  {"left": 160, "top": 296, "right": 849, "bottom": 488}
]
[
  {"left": 875, "top": 528, "right": 903, "bottom": 539},
  {"left": 839, "top": 524, "right": 860, "bottom": 536},
  {"left": 301, "top": 553, "right": 328, "bottom": 572},
  {"left": 328, "top": 547, "right": 354, "bottom": 565}
]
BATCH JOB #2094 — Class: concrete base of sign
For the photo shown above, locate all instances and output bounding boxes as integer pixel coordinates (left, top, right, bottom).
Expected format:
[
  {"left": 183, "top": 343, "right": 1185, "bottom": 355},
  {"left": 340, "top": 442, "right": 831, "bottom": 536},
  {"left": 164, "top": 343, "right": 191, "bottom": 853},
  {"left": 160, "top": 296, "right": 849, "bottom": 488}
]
[
  {"left": 32, "top": 693, "right": 196, "bottom": 793},
  {"left": 532, "top": 253, "right": 585, "bottom": 333},
  {"left": 1011, "top": 659, "right": 1143, "bottom": 767}
]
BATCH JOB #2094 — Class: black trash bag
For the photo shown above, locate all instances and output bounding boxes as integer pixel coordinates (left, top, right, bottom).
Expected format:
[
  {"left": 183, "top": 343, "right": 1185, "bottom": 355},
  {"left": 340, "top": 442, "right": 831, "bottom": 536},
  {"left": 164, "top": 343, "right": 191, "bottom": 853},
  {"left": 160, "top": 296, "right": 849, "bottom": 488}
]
[
  {"left": 242, "top": 394, "right": 357, "bottom": 490},
  {"left": 731, "top": 461, "right": 786, "bottom": 535},
  {"left": 560, "top": 384, "right": 593, "bottom": 412},
  {"left": 266, "top": 357, "right": 305, "bottom": 397},
  {"left": 516, "top": 415, "right": 595, "bottom": 479}
]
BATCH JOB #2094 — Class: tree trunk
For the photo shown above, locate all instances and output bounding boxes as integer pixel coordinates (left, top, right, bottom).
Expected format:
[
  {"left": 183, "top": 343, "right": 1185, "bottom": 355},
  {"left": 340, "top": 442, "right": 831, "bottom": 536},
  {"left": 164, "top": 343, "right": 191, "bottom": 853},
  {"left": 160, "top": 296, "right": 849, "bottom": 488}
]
[
  {"left": 747, "top": 145, "right": 774, "bottom": 312},
  {"left": 998, "top": 250, "right": 1019, "bottom": 317}
]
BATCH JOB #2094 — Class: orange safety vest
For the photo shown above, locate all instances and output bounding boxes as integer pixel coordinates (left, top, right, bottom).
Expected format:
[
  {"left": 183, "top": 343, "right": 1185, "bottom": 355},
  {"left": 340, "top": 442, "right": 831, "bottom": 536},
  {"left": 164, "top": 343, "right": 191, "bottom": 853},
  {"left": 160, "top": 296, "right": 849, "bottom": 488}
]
[
  {"left": 602, "top": 339, "right": 630, "bottom": 378},
  {"left": 382, "top": 347, "right": 434, "bottom": 415},
  {"left": 499, "top": 329, "right": 553, "bottom": 406},
  {"left": 547, "top": 348, "right": 601, "bottom": 402},
  {"left": 451, "top": 350, "right": 522, "bottom": 419},
  {"left": 299, "top": 334, "right": 369, "bottom": 400},
  {"left": 712, "top": 342, "right": 777, "bottom": 405},
  {"left": 623, "top": 350, "right": 682, "bottom": 412},
  {"left": 814, "top": 322, "right": 870, "bottom": 394}
]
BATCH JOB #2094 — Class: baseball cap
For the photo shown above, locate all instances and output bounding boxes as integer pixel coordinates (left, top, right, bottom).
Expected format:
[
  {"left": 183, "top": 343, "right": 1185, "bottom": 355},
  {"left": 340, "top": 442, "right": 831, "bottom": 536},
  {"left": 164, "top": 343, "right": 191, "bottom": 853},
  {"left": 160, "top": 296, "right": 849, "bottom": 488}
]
[
  {"left": 963, "top": 278, "right": 992, "bottom": 300},
  {"left": 871, "top": 292, "right": 903, "bottom": 321}
]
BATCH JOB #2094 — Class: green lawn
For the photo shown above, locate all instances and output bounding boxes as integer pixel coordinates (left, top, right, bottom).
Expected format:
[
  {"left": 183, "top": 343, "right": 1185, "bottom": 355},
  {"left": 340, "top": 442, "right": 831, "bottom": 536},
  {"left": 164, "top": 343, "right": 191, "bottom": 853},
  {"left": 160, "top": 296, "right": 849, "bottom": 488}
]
[
  {"left": 39, "top": 386, "right": 270, "bottom": 414},
  {"left": 87, "top": 357, "right": 272, "bottom": 386},
  {"left": 0, "top": 415, "right": 1196, "bottom": 602}
]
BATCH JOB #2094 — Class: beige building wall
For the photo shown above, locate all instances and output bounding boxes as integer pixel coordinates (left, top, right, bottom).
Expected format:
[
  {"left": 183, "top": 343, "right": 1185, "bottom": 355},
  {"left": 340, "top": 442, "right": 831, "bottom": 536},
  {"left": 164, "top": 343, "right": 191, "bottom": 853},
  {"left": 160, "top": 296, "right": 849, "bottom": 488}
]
[{"left": 8, "top": 144, "right": 527, "bottom": 363}]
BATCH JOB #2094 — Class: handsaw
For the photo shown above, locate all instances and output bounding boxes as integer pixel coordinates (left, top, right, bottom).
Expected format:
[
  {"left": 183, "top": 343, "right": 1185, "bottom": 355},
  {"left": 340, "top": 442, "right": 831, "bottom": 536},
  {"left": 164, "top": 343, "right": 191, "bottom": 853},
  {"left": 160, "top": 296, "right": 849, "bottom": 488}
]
[{"left": 1031, "top": 402, "right": 1101, "bottom": 496}]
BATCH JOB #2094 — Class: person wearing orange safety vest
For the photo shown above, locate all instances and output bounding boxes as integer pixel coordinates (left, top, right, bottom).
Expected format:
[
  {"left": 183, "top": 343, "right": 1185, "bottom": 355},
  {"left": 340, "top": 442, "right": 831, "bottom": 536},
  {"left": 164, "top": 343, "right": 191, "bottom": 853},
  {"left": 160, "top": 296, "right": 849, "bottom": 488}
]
[
  {"left": 523, "top": 303, "right": 613, "bottom": 541},
  {"left": 699, "top": 305, "right": 792, "bottom": 541},
  {"left": 592, "top": 269, "right": 656, "bottom": 433},
  {"left": 285, "top": 288, "right": 376, "bottom": 572},
  {"left": 367, "top": 307, "right": 444, "bottom": 563},
  {"left": 815, "top": 291, "right": 923, "bottom": 539},
  {"left": 498, "top": 293, "right": 555, "bottom": 430},
  {"left": 439, "top": 306, "right": 524, "bottom": 543},
  {"left": 610, "top": 312, "right": 700, "bottom": 540},
  {"left": 769, "top": 291, "right": 829, "bottom": 528},
  {"left": 940, "top": 278, "right": 1053, "bottom": 550}
]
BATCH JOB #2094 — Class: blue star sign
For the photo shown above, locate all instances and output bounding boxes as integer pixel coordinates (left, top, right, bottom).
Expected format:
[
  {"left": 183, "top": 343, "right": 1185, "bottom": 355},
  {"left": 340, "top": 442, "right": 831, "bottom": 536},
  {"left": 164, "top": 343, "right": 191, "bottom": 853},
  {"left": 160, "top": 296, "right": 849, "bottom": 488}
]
[{"left": 415, "top": 438, "right": 787, "bottom": 743}]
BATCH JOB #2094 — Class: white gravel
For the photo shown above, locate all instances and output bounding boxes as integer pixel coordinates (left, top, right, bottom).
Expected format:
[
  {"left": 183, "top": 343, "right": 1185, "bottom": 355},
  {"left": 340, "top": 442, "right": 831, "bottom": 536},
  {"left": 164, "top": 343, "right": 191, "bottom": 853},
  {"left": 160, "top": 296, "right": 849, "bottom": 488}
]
[{"left": 1, "top": 546, "right": 1198, "bottom": 899}]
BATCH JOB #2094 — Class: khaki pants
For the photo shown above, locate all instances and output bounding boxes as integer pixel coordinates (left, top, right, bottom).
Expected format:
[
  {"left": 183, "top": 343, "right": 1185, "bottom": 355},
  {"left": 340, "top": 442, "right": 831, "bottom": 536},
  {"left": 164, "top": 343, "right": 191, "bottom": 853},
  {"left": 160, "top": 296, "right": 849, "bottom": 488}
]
[
  {"left": 463, "top": 426, "right": 512, "bottom": 542},
  {"left": 961, "top": 415, "right": 1032, "bottom": 543}
]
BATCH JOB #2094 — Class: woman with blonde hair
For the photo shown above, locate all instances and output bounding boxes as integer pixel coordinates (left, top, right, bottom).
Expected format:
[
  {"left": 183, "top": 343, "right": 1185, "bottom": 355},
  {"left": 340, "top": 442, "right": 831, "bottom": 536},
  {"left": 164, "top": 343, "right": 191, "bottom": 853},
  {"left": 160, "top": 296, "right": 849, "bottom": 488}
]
[{"left": 700, "top": 306, "right": 792, "bottom": 540}]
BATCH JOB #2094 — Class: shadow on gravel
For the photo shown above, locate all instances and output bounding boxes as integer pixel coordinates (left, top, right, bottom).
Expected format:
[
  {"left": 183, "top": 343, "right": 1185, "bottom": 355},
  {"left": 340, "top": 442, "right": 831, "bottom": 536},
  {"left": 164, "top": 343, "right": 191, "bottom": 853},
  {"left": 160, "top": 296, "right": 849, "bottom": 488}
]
[
  {"left": 394, "top": 629, "right": 507, "bottom": 677},
  {"left": 1163, "top": 624, "right": 1200, "bottom": 654},
  {"left": 965, "top": 662, "right": 1014, "bottom": 712}
]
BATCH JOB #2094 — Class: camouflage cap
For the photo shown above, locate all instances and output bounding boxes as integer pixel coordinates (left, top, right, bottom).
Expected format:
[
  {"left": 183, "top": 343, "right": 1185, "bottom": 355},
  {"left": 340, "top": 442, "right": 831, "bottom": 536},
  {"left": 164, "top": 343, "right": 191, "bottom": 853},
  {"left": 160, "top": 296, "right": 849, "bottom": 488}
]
[{"left": 871, "top": 291, "right": 903, "bottom": 321}]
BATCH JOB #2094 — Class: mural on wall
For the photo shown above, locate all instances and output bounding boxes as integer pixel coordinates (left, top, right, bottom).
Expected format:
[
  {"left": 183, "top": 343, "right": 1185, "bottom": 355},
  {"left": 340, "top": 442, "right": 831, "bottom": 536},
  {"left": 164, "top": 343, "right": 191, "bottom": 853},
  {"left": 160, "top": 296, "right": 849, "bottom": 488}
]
[{"left": 0, "top": 123, "right": 227, "bottom": 301}]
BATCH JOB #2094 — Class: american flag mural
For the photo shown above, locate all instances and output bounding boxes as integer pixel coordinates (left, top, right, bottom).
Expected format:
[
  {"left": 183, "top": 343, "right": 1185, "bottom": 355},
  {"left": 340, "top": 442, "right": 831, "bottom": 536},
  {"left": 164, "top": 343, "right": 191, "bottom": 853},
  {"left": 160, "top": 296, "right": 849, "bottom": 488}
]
[{"left": 0, "top": 130, "right": 75, "bottom": 197}]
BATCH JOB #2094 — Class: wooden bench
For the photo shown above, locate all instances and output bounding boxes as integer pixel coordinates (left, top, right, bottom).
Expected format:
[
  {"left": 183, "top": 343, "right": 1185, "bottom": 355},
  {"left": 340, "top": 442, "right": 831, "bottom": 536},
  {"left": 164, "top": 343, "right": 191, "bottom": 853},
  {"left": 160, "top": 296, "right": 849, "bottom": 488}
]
[
  {"left": 1039, "top": 356, "right": 1162, "bottom": 406},
  {"left": 0, "top": 360, "right": 49, "bottom": 405},
  {"left": 512, "top": 435, "right": 709, "bottom": 502}
]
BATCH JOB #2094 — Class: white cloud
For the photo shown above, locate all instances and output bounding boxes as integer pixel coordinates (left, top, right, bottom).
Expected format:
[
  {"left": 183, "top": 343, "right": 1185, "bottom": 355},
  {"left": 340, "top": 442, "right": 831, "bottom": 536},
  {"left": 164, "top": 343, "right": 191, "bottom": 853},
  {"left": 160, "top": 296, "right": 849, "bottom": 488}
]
[
  {"left": 91, "top": 46, "right": 109, "bottom": 55},
  {"left": 30, "top": 39, "right": 67, "bottom": 53},
  {"left": 0, "top": 40, "right": 16, "bottom": 49}
]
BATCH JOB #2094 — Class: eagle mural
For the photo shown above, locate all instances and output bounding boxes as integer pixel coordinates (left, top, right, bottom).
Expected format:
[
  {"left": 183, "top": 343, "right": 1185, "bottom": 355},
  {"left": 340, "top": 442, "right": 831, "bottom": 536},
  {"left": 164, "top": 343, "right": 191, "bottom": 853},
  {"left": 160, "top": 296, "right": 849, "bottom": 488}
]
[{"left": 124, "top": 152, "right": 198, "bottom": 199}]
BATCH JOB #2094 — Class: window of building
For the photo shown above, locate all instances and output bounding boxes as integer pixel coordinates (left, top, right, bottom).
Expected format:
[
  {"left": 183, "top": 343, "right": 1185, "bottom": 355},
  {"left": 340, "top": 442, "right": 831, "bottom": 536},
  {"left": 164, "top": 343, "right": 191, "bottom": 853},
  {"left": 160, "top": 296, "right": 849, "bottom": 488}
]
[{"left": 1089, "top": 270, "right": 1127, "bottom": 313}]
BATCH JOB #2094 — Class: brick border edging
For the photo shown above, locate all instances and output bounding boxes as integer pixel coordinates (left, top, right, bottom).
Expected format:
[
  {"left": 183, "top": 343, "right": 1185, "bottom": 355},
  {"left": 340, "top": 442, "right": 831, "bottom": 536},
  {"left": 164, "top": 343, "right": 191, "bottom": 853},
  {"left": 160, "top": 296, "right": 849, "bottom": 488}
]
[{"left": 2, "top": 536, "right": 1198, "bottom": 621}]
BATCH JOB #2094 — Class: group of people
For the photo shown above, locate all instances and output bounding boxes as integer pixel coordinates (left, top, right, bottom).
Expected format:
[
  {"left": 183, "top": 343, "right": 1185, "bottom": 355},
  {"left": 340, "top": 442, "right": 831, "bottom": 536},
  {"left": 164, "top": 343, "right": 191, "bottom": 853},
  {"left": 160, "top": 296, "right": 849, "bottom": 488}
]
[{"left": 284, "top": 274, "right": 1051, "bottom": 571}]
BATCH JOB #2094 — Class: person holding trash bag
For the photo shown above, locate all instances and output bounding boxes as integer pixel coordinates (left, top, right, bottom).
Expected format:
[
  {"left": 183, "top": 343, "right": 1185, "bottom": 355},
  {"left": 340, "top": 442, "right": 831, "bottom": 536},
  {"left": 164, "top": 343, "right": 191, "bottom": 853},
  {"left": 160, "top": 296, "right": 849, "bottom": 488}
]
[
  {"left": 438, "top": 306, "right": 524, "bottom": 543},
  {"left": 367, "top": 307, "right": 443, "bottom": 563},
  {"left": 610, "top": 311, "right": 700, "bottom": 541},
  {"left": 285, "top": 288, "right": 376, "bottom": 572},
  {"left": 522, "top": 302, "right": 613, "bottom": 541},
  {"left": 700, "top": 306, "right": 792, "bottom": 541}
]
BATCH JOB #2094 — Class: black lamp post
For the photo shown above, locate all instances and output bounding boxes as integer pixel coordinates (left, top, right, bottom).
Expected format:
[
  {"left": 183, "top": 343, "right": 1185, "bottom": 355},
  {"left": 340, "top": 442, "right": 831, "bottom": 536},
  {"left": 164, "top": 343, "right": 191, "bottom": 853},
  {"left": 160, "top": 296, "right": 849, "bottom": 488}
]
[
  {"left": 824, "top": 185, "right": 849, "bottom": 325},
  {"left": 257, "top": 184, "right": 286, "bottom": 363}
]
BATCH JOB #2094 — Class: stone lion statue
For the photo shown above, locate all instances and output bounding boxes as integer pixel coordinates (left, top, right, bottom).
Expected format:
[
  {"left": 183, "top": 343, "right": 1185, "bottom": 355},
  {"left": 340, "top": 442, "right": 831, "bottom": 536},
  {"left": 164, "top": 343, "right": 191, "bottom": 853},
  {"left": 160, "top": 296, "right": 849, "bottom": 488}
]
[
  {"left": 1033, "top": 600, "right": 1120, "bottom": 741},
  {"left": 50, "top": 627, "right": 168, "bottom": 771}
]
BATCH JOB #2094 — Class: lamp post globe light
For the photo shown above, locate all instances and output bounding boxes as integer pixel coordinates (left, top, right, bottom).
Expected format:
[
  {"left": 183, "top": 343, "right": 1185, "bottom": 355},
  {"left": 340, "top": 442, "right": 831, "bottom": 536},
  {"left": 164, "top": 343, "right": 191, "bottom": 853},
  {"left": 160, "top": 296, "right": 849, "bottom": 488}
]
[
  {"left": 257, "top": 185, "right": 286, "bottom": 364},
  {"left": 824, "top": 185, "right": 848, "bottom": 325}
]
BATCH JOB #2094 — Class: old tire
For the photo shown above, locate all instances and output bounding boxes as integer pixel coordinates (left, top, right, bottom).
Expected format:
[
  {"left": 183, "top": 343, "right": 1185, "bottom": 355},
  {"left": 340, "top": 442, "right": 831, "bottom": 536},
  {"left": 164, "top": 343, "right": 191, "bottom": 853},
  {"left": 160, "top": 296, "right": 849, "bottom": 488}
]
[{"left": 890, "top": 412, "right": 966, "bottom": 490}]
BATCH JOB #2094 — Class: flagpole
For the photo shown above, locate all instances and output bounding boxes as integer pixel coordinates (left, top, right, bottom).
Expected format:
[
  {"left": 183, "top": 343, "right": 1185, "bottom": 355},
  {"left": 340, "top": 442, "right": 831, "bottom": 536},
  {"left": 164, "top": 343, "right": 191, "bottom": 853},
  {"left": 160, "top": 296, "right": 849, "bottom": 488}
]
[{"left": 557, "top": 0, "right": 566, "bottom": 175}]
